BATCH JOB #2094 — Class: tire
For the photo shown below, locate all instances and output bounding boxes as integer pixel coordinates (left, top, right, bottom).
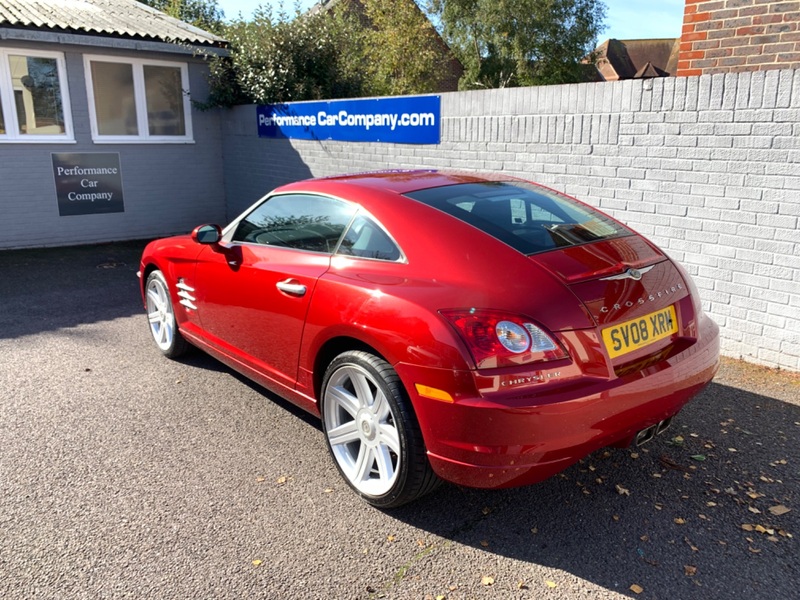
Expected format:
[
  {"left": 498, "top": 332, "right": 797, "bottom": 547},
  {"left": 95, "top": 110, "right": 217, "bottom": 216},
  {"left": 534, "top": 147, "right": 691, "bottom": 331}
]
[
  {"left": 145, "top": 270, "right": 189, "bottom": 359},
  {"left": 320, "top": 351, "right": 440, "bottom": 508}
]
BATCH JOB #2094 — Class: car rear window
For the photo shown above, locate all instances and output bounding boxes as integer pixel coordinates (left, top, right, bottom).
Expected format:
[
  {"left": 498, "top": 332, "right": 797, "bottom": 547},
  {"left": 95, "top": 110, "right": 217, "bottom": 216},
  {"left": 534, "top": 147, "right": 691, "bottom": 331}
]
[{"left": 405, "top": 181, "right": 632, "bottom": 255}]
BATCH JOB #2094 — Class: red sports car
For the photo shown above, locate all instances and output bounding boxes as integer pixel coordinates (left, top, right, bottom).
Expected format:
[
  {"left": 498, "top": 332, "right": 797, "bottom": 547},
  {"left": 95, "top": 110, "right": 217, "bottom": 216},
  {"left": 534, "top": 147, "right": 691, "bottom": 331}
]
[{"left": 139, "top": 171, "right": 720, "bottom": 507}]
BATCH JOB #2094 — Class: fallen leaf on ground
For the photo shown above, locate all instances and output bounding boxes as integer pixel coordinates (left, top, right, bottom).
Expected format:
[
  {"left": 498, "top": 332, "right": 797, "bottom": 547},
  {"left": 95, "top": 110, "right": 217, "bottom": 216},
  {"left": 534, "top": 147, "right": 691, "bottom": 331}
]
[
  {"left": 481, "top": 575, "right": 494, "bottom": 586},
  {"left": 545, "top": 581, "right": 557, "bottom": 588},
  {"left": 630, "top": 584, "right": 644, "bottom": 594},
  {"left": 616, "top": 484, "right": 630, "bottom": 496},
  {"left": 387, "top": 535, "right": 396, "bottom": 542},
  {"left": 660, "top": 455, "right": 688, "bottom": 471},
  {"left": 768, "top": 505, "right": 791, "bottom": 516},
  {"left": 517, "top": 581, "right": 529, "bottom": 590},
  {"left": 252, "top": 560, "right": 262, "bottom": 566},
  {"left": 690, "top": 454, "right": 707, "bottom": 461},
  {"left": 480, "top": 540, "right": 489, "bottom": 548},
  {"left": 684, "top": 565, "right": 697, "bottom": 576},
  {"left": 674, "top": 518, "right": 686, "bottom": 525},
  {"left": 748, "top": 506, "right": 761, "bottom": 514}
]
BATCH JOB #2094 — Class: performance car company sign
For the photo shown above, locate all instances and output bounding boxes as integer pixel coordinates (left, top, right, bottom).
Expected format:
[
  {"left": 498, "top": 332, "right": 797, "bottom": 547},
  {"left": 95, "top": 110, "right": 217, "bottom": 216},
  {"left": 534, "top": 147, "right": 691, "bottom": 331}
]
[
  {"left": 257, "top": 96, "right": 441, "bottom": 144},
  {"left": 52, "top": 153, "right": 124, "bottom": 216}
]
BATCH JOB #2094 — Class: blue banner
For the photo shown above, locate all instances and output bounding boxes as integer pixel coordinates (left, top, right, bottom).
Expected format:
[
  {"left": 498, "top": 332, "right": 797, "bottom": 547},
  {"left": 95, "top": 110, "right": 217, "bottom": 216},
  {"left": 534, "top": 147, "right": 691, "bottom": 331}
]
[{"left": 257, "top": 96, "right": 440, "bottom": 145}]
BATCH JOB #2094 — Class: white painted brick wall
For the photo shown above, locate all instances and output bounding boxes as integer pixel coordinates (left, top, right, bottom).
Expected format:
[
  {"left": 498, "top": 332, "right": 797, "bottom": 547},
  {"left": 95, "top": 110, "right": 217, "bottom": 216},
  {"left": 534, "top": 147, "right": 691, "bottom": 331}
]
[{"left": 219, "top": 70, "right": 800, "bottom": 372}]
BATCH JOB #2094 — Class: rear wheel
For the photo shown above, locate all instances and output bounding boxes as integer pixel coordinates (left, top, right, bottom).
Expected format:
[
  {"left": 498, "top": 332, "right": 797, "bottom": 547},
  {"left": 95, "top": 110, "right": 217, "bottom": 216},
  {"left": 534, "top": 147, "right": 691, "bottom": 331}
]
[
  {"left": 145, "top": 270, "right": 189, "bottom": 358},
  {"left": 321, "top": 351, "right": 439, "bottom": 508}
]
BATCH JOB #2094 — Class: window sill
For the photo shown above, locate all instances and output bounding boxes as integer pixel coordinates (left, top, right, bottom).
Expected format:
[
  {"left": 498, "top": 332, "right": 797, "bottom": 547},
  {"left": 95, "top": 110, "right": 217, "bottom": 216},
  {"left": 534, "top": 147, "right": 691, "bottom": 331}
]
[
  {"left": 90, "top": 138, "right": 196, "bottom": 145},
  {"left": 0, "top": 138, "right": 77, "bottom": 144}
]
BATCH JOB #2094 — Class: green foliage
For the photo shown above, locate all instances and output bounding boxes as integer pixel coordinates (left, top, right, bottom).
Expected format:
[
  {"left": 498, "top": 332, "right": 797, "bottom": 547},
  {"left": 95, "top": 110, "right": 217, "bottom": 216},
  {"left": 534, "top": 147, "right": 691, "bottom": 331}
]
[
  {"left": 425, "top": 0, "right": 606, "bottom": 89},
  {"left": 360, "top": 0, "right": 447, "bottom": 96},
  {"left": 218, "top": 3, "right": 365, "bottom": 105},
  {"left": 202, "top": 0, "right": 448, "bottom": 107},
  {"left": 136, "top": 0, "right": 225, "bottom": 32}
]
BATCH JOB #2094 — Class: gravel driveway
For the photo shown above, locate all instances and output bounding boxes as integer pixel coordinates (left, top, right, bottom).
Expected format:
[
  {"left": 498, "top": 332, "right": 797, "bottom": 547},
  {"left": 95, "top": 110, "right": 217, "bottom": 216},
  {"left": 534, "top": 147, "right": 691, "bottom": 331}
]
[{"left": 1, "top": 241, "right": 798, "bottom": 599}]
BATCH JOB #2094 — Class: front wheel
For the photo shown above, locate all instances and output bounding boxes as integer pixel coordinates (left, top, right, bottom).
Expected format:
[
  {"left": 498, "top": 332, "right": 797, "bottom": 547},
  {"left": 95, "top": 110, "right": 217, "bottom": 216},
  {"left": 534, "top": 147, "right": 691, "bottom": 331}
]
[
  {"left": 320, "top": 351, "right": 440, "bottom": 508},
  {"left": 145, "top": 270, "right": 189, "bottom": 358}
]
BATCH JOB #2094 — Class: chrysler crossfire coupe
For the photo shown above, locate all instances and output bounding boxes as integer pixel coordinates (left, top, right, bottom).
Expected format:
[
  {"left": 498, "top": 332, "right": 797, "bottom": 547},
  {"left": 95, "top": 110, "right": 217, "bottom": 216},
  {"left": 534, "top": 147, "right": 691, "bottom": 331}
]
[{"left": 139, "top": 171, "right": 720, "bottom": 507}]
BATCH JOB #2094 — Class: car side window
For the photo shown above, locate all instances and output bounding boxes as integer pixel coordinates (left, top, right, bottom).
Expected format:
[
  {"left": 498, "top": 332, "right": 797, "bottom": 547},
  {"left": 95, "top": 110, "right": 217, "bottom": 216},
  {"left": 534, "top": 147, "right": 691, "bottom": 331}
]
[
  {"left": 232, "top": 194, "right": 356, "bottom": 253},
  {"left": 337, "top": 215, "right": 402, "bottom": 261}
]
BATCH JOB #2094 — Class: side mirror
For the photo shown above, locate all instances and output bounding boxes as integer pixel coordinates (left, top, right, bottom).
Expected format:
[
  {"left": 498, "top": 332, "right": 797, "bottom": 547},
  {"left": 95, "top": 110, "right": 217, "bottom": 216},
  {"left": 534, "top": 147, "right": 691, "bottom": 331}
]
[{"left": 191, "top": 224, "right": 222, "bottom": 245}]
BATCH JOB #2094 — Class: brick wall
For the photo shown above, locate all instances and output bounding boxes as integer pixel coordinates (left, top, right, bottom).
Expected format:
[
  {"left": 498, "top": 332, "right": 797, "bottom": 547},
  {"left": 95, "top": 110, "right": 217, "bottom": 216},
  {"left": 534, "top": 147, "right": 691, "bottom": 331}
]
[
  {"left": 221, "top": 70, "right": 800, "bottom": 372},
  {"left": 679, "top": 0, "right": 800, "bottom": 76}
]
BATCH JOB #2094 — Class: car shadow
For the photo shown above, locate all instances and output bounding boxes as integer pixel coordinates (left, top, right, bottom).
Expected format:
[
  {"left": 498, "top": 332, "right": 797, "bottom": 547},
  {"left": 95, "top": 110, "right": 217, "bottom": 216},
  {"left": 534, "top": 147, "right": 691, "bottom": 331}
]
[
  {"left": 0, "top": 241, "right": 147, "bottom": 340},
  {"left": 177, "top": 341, "right": 799, "bottom": 598},
  {"left": 384, "top": 381, "right": 799, "bottom": 599},
  {"left": 180, "top": 350, "right": 324, "bottom": 431}
]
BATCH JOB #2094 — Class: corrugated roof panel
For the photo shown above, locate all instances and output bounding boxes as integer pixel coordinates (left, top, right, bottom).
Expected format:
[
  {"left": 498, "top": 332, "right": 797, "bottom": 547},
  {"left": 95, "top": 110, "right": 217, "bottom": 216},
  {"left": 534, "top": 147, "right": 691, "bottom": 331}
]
[{"left": 0, "top": 0, "right": 225, "bottom": 46}]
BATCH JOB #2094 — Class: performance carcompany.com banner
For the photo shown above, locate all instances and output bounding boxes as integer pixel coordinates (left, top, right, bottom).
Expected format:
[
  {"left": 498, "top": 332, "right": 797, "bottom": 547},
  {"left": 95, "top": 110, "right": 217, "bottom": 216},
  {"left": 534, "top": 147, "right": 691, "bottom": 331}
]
[{"left": 257, "top": 96, "right": 440, "bottom": 145}]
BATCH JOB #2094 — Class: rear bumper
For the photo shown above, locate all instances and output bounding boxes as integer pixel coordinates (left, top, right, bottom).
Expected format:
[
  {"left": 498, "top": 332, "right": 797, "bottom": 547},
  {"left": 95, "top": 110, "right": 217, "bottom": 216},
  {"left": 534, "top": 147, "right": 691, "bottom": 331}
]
[{"left": 396, "top": 314, "right": 720, "bottom": 489}]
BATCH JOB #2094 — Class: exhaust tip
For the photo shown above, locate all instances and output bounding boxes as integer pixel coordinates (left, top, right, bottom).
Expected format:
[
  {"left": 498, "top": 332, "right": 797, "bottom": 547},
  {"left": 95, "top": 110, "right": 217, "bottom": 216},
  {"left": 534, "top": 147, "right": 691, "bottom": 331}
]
[{"left": 635, "top": 417, "right": 674, "bottom": 447}]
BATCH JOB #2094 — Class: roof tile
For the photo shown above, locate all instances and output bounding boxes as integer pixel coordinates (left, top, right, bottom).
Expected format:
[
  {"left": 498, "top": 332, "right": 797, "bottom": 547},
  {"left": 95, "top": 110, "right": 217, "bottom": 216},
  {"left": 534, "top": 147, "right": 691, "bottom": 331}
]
[{"left": 0, "top": 0, "right": 225, "bottom": 46}]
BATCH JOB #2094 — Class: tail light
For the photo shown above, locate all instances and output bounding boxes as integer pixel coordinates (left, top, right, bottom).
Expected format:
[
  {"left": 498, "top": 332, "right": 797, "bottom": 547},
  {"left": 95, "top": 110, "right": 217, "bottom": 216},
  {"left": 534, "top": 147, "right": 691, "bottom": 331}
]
[{"left": 440, "top": 309, "right": 568, "bottom": 369}]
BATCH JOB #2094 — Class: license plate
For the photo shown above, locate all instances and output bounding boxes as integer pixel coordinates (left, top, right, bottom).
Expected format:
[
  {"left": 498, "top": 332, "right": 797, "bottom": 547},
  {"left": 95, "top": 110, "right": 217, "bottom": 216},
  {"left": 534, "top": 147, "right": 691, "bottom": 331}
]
[{"left": 602, "top": 305, "right": 678, "bottom": 359}]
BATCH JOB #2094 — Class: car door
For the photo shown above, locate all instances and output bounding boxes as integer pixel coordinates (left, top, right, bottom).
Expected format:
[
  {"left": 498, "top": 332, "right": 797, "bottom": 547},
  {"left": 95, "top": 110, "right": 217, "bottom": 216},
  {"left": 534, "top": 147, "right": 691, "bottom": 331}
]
[{"left": 193, "top": 193, "right": 357, "bottom": 389}]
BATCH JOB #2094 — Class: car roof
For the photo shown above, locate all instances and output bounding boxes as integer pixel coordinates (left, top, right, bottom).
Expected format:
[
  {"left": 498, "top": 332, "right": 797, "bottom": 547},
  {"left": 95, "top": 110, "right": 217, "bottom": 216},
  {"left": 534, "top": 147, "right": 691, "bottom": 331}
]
[{"left": 275, "top": 170, "right": 520, "bottom": 195}]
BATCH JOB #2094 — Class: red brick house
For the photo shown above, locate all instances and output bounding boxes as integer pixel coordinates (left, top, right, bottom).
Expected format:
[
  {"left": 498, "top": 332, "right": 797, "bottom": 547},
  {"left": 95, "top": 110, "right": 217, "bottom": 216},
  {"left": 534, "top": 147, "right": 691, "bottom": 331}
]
[{"left": 678, "top": 0, "right": 800, "bottom": 75}]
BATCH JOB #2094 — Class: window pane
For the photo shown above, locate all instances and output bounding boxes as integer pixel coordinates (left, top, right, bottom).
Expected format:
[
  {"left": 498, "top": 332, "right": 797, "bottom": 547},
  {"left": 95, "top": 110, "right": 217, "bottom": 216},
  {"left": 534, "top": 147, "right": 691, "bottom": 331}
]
[
  {"left": 233, "top": 195, "right": 356, "bottom": 253},
  {"left": 0, "top": 100, "right": 5, "bottom": 134},
  {"left": 407, "top": 182, "right": 631, "bottom": 255},
  {"left": 337, "top": 215, "right": 401, "bottom": 261},
  {"left": 91, "top": 61, "right": 137, "bottom": 135},
  {"left": 144, "top": 65, "right": 185, "bottom": 136},
  {"left": 9, "top": 55, "right": 65, "bottom": 135}
]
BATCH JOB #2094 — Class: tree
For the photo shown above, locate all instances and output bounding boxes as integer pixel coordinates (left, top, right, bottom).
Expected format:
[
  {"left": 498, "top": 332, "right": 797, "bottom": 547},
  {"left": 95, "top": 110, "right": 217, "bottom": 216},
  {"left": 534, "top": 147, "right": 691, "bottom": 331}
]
[
  {"left": 425, "top": 0, "right": 606, "bottom": 89},
  {"left": 358, "top": 0, "right": 448, "bottom": 96},
  {"left": 203, "top": 0, "right": 449, "bottom": 106},
  {"left": 216, "top": 3, "right": 365, "bottom": 104},
  {"left": 137, "top": 0, "right": 225, "bottom": 32}
]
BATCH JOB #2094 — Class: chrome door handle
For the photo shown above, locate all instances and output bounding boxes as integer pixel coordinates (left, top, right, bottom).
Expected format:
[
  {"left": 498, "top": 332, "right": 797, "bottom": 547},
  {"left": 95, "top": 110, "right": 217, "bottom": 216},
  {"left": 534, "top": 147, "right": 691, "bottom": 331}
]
[{"left": 276, "top": 280, "right": 307, "bottom": 296}]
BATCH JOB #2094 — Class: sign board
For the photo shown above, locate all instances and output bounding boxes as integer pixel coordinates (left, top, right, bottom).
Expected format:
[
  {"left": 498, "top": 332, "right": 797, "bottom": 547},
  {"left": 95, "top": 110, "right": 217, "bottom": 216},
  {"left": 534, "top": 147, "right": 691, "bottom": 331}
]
[
  {"left": 257, "top": 96, "right": 441, "bottom": 145},
  {"left": 52, "top": 153, "right": 124, "bottom": 216}
]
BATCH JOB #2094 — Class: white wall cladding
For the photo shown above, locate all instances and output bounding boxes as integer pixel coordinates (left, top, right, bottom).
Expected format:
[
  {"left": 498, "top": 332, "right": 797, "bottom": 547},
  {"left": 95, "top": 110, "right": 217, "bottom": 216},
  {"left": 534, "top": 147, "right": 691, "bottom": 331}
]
[
  {"left": 0, "top": 43, "right": 226, "bottom": 250},
  {"left": 221, "top": 70, "right": 800, "bottom": 372}
]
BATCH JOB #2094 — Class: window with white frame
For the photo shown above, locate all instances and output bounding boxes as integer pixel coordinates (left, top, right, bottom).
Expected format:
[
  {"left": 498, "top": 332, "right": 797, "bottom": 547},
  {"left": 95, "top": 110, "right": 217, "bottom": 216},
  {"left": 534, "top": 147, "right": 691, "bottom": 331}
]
[
  {"left": 84, "top": 55, "right": 193, "bottom": 143},
  {"left": 0, "top": 48, "right": 73, "bottom": 142}
]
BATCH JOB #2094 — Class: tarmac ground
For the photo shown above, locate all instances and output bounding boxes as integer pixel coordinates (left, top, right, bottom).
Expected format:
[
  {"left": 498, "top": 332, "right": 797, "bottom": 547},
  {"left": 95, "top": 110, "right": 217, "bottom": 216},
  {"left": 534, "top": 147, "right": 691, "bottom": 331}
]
[{"left": 1, "top": 241, "right": 798, "bottom": 599}]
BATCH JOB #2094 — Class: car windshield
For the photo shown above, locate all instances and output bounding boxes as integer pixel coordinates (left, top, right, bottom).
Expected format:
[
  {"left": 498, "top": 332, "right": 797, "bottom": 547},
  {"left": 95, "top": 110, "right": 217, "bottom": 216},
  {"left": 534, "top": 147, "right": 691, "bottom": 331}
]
[{"left": 405, "top": 181, "right": 632, "bottom": 255}]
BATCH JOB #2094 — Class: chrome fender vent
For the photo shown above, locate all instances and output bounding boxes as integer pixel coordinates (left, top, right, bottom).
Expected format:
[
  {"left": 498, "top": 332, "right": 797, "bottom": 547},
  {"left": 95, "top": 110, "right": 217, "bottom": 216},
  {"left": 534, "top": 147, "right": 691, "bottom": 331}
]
[{"left": 176, "top": 280, "right": 197, "bottom": 311}]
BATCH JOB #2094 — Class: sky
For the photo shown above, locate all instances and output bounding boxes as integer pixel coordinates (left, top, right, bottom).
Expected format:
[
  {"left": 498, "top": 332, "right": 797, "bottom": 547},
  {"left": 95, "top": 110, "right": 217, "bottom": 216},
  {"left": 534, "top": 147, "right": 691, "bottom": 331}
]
[{"left": 213, "top": 0, "right": 687, "bottom": 42}]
